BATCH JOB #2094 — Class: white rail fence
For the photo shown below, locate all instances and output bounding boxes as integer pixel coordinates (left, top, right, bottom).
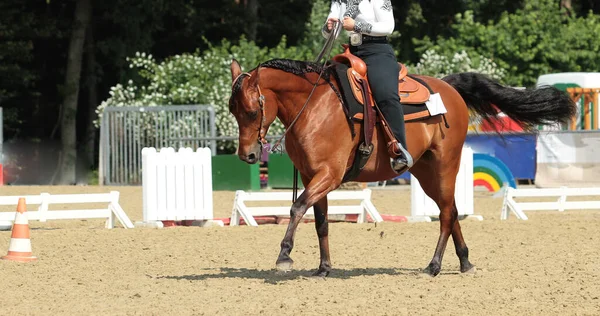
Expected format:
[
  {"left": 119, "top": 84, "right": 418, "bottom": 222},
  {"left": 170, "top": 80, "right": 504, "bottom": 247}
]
[
  {"left": 501, "top": 186, "right": 600, "bottom": 220},
  {"left": 0, "top": 191, "right": 133, "bottom": 229},
  {"left": 231, "top": 189, "right": 383, "bottom": 226}
]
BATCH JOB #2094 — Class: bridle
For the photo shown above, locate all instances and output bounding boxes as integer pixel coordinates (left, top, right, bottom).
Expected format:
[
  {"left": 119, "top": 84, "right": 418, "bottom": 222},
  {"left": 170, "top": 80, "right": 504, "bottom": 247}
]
[
  {"left": 231, "top": 21, "right": 342, "bottom": 203},
  {"left": 231, "top": 21, "right": 342, "bottom": 152},
  {"left": 231, "top": 72, "right": 268, "bottom": 146}
]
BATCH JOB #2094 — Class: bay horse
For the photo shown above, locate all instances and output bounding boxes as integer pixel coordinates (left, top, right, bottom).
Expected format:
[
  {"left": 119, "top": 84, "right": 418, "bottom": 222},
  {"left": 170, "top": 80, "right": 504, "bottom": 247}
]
[{"left": 228, "top": 55, "right": 576, "bottom": 278}]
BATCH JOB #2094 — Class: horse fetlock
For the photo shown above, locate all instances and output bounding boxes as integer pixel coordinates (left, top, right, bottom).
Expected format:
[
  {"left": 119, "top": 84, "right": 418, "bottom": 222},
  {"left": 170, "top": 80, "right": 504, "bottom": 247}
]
[
  {"left": 456, "top": 246, "right": 469, "bottom": 261},
  {"left": 280, "top": 239, "right": 294, "bottom": 251}
]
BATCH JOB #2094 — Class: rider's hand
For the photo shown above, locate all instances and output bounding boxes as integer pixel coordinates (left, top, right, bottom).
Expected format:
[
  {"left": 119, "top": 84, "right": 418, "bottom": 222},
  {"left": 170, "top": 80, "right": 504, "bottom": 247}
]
[
  {"left": 342, "top": 17, "right": 355, "bottom": 31},
  {"left": 326, "top": 18, "right": 339, "bottom": 31}
]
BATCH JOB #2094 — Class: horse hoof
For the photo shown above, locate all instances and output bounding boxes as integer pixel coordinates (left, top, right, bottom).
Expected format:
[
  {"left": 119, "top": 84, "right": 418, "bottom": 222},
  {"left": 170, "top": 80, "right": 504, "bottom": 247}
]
[
  {"left": 422, "top": 264, "right": 440, "bottom": 277},
  {"left": 461, "top": 266, "right": 477, "bottom": 274},
  {"left": 276, "top": 260, "right": 293, "bottom": 272},
  {"left": 311, "top": 269, "right": 330, "bottom": 279}
]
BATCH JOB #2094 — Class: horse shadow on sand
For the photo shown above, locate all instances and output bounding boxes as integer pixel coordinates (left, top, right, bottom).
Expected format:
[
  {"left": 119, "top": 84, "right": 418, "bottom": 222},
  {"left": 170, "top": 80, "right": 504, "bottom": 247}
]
[{"left": 156, "top": 267, "right": 462, "bottom": 284}]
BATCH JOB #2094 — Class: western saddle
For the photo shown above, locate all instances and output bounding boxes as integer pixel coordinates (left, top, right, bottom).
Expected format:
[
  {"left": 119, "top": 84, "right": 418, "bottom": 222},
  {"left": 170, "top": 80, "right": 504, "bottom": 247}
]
[
  {"left": 332, "top": 44, "right": 432, "bottom": 180},
  {"left": 332, "top": 44, "right": 431, "bottom": 107}
]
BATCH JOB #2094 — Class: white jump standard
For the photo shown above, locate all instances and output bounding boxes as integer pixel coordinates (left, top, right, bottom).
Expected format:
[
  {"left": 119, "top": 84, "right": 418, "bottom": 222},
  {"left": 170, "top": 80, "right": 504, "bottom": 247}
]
[{"left": 140, "top": 147, "right": 222, "bottom": 228}]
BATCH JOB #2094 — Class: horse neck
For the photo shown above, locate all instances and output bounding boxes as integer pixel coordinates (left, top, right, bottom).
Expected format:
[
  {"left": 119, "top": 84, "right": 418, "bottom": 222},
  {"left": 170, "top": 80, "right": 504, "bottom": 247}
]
[{"left": 260, "top": 68, "right": 335, "bottom": 129}]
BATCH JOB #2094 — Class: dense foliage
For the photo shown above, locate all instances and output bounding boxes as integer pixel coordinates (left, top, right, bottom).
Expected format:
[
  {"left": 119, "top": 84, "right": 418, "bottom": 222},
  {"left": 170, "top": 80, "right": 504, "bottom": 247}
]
[
  {"left": 2, "top": 0, "right": 600, "bottom": 160},
  {"left": 415, "top": 0, "right": 600, "bottom": 86}
]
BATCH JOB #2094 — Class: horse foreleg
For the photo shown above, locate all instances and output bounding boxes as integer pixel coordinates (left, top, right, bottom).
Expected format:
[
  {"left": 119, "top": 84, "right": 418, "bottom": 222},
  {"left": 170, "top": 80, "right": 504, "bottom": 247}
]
[{"left": 275, "top": 171, "right": 336, "bottom": 273}]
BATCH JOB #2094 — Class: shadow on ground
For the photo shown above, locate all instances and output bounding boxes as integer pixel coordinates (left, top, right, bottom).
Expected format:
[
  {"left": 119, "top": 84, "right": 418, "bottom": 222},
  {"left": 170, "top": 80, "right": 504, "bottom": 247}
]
[{"left": 155, "top": 267, "right": 461, "bottom": 284}]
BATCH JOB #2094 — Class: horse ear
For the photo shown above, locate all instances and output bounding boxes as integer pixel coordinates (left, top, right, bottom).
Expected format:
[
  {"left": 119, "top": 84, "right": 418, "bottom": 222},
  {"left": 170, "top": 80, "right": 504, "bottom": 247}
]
[
  {"left": 230, "top": 59, "right": 242, "bottom": 82},
  {"left": 249, "top": 64, "right": 261, "bottom": 88}
]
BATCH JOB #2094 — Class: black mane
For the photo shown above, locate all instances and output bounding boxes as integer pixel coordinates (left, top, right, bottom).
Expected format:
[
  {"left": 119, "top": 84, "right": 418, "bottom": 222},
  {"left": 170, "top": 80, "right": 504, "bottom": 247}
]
[
  {"left": 230, "top": 58, "right": 353, "bottom": 136},
  {"left": 229, "top": 59, "right": 335, "bottom": 111},
  {"left": 258, "top": 58, "right": 335, "bottom": 79}
]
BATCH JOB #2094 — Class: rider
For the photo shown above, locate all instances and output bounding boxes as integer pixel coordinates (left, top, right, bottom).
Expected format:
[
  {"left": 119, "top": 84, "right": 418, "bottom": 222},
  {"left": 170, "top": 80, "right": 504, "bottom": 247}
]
[{"left": 322, "top": 0, "right": 413, "bottom": 172}]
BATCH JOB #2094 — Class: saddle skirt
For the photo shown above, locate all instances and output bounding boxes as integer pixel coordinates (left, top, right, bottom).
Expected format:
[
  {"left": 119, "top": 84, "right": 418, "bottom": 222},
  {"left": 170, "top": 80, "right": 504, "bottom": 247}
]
[{"left": 331, "top": 44, "right": 434, "bottom": 122}]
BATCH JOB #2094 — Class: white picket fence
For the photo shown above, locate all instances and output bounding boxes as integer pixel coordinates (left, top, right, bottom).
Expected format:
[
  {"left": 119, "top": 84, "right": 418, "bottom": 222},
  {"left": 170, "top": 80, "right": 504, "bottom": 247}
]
[
  {"left": 231, "top": 189, "right": 383, "bottom": 226},
  {"left": 410, "top": 146, "right": 482, "bottom": 222},
  {"left": 0, "top": 191, "right": 133, "bottom": 229},
  {"left": 141, "top": 147, "right": 217, "bottom": 227},
  {"left": 501, "top": 186, "right": 600, "bottom": 220}
]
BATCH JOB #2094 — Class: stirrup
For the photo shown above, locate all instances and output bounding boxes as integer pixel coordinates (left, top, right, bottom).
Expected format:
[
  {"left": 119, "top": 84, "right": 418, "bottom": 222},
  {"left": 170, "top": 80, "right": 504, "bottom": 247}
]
[{"left": 390, "top": 143, "right": 414, "bottom": 173}]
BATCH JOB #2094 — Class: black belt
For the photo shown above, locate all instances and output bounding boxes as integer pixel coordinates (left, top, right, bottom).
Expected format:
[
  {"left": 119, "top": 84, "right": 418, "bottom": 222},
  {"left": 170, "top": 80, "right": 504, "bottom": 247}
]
[{"left": 356, "top": 35, "right": 388, "bottom": 44}]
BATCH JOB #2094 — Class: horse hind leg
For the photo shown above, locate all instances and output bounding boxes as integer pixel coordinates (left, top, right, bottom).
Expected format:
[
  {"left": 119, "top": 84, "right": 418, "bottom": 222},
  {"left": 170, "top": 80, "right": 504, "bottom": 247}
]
[
  {"left": 312, "top": 196, "right": 332, "bottom": 277},
  {"left": 410, "top": 150, "right": 474, "bottom": 276},
  {"left": 451, "top": 200, "right": 475, "bottom": 273}
]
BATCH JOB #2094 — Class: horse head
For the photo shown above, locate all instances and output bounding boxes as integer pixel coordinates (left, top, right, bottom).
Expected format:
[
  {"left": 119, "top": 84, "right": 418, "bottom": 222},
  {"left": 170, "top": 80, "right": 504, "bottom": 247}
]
[{"left": 229, "top": 59, "right": 277, "bottom": 164}]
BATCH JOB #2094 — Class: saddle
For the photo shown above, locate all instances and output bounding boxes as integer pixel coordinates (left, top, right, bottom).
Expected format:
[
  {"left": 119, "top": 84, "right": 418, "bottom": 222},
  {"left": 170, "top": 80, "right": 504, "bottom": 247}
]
[
  {"left": 332, "top": 45, "right": 431, "bottom": 107},
  {"left": 331, "top": 44, "right": 435, "bottom": 181}
]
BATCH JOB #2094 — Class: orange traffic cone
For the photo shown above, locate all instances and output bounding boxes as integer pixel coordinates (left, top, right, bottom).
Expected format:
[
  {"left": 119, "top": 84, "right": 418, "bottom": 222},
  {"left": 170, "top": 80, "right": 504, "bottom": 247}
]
[{"left": 2, "top": 198, "right": 37, "bottom": 262}]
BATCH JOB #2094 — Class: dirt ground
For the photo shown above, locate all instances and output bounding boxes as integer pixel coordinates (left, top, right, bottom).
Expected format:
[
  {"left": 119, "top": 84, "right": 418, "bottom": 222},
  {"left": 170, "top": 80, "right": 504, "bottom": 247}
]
[{"left": 0, "top": 184, "right": 599, "bottom": 315}]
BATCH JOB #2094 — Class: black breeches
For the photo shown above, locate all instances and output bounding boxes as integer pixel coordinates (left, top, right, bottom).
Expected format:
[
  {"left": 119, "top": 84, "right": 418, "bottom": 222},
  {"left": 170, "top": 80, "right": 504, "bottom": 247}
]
[{"left": 350, "top": 42, "right": 407, "bottom": 149}]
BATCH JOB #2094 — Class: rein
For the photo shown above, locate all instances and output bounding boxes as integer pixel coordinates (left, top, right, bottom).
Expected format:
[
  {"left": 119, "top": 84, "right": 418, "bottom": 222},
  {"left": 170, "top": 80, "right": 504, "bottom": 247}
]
[
  {"left": 232, "top": 22, "right": 342, "bottom": 203},
  {"left": 270, "top": 21, "right": 342, "bottom": 153}
]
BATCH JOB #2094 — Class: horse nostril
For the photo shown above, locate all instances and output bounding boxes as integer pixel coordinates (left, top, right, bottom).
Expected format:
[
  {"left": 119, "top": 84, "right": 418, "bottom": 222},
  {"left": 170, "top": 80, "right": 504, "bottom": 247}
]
[{"left": 247, "top": 153, "right": 257, "bottom": 163}]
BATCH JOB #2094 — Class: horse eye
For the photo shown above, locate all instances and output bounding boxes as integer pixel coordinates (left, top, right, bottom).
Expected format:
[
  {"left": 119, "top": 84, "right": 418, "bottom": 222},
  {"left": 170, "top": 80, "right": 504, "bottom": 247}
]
[{"left": 247, "top": 110, "right": 258, "bottom": 120}]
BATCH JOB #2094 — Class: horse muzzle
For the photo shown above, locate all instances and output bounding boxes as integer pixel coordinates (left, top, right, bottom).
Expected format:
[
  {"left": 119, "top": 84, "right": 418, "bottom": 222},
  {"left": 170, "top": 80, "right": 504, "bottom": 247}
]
[
  {"left": 238, "top": 141, "right": 263, "bottom": 164},
  {"left": 239, "top": 151, "right": 260, "bottom": 164}
]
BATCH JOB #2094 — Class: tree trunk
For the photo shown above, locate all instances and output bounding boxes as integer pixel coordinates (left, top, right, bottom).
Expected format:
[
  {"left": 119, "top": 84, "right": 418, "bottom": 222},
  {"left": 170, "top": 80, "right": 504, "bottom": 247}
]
[
  {"left": 54, "top": 0, "right": 91, "bottom": 185},
  {"left": 560, "top": 0, "right": 573, "bottom": 16},
  {"left": 247, "top": 0, "right": 258, "bottom": 41},
  {"left": 83, "top": 22, "right": 98, "bottom": 174}
]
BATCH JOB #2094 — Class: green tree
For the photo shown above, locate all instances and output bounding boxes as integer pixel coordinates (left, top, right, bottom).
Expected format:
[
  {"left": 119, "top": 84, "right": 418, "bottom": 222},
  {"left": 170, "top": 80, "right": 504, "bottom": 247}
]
[{"left": 414, "top": 0, "right": 600, "bottom": 86}]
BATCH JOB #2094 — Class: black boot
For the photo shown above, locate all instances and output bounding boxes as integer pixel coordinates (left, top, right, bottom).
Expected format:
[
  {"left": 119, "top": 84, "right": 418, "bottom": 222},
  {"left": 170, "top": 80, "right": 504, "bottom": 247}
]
[
  {"left": 391, "top": 142, "right": 413, "bottom": 173},
  {"left": 378, "top": 103, "right": 413, "bottom": 172}
]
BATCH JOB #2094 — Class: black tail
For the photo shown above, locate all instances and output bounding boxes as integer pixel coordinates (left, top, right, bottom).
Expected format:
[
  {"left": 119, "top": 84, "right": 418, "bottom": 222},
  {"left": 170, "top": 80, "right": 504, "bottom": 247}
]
[{"left": 442, "top": 72, "right": 577, "bottom": 131}]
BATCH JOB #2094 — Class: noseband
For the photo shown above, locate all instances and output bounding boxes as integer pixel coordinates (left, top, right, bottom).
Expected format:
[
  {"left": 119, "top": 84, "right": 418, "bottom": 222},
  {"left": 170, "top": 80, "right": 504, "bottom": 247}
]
[{"left": 232, "top": 72, "right": 268, "bottom": 146}]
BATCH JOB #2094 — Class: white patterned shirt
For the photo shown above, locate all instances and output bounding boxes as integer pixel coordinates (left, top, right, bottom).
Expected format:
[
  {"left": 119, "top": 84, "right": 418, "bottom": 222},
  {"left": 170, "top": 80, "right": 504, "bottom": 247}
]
[{"left": 322, "top": 0, "right": 395, "bottom": 38}]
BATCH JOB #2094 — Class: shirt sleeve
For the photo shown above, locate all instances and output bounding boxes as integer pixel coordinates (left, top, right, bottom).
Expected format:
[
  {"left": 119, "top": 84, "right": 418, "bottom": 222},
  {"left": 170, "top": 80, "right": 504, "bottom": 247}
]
[
  {"left": 354, "top": 0, "right": 395, "bottom": 36},
  {"left": 321, "top": 0, "right": 343, "bottom": 38}
]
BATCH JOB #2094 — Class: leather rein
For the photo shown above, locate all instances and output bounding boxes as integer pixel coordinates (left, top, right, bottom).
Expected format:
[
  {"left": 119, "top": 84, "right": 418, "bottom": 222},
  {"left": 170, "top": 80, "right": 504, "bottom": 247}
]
[
  {"left": 231, "top": 21, "right": 342, "bottom": 202},
  {"left": 270, "top": 21, "right": 343, "bottom": 152}
]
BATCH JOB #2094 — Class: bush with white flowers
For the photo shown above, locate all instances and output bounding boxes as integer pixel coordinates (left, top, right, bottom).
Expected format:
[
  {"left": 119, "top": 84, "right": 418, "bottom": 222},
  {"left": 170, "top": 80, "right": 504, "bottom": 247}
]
[
  {"left": 97, "top": 36, "right": 316, "bottom": 153},
  {"left": 408, "top": 49, "right": 506, "bottom": 81},
  {"left": 407, "top": 49, "right": 507, "bottom": 129}
]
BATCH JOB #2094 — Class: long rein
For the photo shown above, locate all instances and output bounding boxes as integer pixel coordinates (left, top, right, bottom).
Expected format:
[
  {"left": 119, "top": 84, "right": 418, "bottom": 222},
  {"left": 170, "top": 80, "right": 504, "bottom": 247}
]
[
  {"left": 270, "top": 22, "right": 343, "bottom": 152},
  {"left": 232, "top": 21, "right": 342, "bottom": 202}
]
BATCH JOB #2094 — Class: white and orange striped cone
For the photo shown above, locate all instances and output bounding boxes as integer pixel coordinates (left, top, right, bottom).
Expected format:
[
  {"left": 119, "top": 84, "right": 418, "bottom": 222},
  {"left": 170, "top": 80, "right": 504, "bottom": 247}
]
[{"left": 2, "top": 198, "right": 37, "bottom": 262}]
